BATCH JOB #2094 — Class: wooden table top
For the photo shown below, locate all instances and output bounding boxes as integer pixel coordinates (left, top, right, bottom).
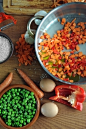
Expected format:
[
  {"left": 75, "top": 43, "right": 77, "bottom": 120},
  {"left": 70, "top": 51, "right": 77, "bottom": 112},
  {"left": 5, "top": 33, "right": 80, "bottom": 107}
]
[{"left": 0, "top": 15, "right": 86, "bottom": 129}]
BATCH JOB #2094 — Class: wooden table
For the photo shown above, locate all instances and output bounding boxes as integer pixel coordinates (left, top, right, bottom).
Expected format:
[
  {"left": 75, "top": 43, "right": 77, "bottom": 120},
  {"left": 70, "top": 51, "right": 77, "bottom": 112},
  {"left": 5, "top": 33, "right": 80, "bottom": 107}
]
[{"left": 0, "top": 14, "right": 86, "bottom": 129}]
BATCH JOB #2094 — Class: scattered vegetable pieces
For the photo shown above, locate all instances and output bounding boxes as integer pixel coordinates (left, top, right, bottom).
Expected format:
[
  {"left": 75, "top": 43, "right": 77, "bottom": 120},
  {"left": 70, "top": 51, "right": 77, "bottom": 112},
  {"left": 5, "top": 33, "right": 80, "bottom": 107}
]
[
  {"left": 51, "top": 0, "right": 85, "bottom": 8},
  {"left": 49, "top": 85, "right": 86, "bottom": 111},
  {"left": 15, "top": 34, "right": 35, "bottom": 66},
  {"left": 39, "top": 18, "right": 86, "bottom": 82}
]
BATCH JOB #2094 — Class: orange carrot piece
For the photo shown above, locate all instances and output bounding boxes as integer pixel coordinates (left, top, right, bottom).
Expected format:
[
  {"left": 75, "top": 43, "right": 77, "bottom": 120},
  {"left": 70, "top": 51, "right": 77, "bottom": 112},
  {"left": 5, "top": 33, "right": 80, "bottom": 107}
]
[
  {"left": 0, "top": 73, "right": 13, "bottom": 93},
  {"left": 78, "top": 52, "right": 83, "bottom": 57},
  {"left": 76, "top": 45, "right": 80, "bottom": 51},
  {"left": 83, "top": 71, "right": 86, "bottom": 76},
  {"left": 15, "top": 34, "right": 35, "bottom": 66},
  {"left": 17, "top": 69, "right": 44, "bottom": 98},
  {"left": 21, "top": 34, "right": 25, "bottom": 39}
]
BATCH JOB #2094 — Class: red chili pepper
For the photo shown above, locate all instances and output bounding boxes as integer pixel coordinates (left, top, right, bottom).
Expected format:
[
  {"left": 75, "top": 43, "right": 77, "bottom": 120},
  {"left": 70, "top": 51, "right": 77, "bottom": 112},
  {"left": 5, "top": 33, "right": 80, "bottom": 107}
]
[{"left": 49, "top": 85, "right": 85, "bottom": 111}]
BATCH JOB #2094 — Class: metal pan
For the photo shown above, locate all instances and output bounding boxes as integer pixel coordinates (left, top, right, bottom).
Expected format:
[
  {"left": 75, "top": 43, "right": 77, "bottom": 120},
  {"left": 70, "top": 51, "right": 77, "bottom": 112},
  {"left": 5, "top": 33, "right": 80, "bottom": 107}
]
[{"left": 35, "top": 2, "right": 86, "bottom": 84}]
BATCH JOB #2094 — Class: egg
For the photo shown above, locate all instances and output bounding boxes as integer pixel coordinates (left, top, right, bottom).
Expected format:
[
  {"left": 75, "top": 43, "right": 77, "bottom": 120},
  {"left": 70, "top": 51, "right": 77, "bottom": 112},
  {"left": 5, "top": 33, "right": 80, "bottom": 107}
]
[
  {"left": 40, "top": 78, "right": 56, "bottom": 92},
  {"left": 41, "top": 102, "right": 59, "bottom": 117}
]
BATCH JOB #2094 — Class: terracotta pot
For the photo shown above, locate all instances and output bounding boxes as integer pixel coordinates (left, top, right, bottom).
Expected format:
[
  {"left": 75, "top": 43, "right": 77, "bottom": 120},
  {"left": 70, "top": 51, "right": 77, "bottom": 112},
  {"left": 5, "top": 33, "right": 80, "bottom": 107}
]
[{"left": 0, "top": 84, "right": 40, "bottom": 129}]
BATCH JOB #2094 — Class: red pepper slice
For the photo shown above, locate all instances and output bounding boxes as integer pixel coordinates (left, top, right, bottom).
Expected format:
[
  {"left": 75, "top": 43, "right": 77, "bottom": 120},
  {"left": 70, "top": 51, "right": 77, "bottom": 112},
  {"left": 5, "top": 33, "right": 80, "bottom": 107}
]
[{"left": 49, "top": 85, "right": 86, "bottom": 111}]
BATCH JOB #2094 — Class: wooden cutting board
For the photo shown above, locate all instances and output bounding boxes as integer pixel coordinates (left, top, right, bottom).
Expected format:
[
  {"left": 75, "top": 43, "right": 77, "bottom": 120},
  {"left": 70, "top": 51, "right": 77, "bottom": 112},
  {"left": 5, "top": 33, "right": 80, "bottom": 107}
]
[{"left": 3, "top": 0, "right": 54, "bottom": 15}]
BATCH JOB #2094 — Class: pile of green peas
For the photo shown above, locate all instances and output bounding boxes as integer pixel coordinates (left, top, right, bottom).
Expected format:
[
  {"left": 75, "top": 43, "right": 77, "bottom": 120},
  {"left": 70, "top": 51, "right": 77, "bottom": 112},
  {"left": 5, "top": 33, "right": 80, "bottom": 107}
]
[{"left": 0, "top": 88, "right": 37, "bottom": 127}]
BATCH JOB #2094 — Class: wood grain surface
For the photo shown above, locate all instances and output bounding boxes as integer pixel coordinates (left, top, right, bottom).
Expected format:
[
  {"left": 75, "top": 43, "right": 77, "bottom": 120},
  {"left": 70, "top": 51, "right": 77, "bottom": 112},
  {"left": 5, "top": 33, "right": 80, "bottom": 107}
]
[
  {"left": 3, "top": 0, "right": 54, "bottom": 15},
  {"left": 0, "top": 15, "right": 86, "bottom": 129}
]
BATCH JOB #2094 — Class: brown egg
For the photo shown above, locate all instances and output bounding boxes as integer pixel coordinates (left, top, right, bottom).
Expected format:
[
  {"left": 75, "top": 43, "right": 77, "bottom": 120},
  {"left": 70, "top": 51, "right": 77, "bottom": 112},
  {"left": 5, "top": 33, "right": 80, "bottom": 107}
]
[
  {"left": 40, "top": 78, "right": 56, "bottom": 92},
  {"left": 41, "top": 102, "right": 59, "bottom": 117}
]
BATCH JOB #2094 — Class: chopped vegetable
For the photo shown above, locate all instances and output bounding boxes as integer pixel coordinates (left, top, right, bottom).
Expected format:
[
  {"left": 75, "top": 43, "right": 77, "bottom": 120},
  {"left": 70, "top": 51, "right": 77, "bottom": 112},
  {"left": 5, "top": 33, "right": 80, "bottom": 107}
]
[
  {"left": 17, "top": 69, "right": 44, "bottom": 98},
  {"left": 39, "top": 18, "right": 86, "bottom": 82},
  {"left": 49, "top": 85, "right": 86, "bottom": 111},
  {"left": 43, "top": 56, "right": 50, "bottom": 60},
  {"left": 0, "top": 73, "right": 13, "bottom": 93},
  {"left": 0, "top": 88, "right": 37, "bottom": 127},
  {"left": 51, "top": 0, "right": 85, "bottom": 8},
  {"left": 51, "top": 0, "right": 67, "bottom": 8},
  {"left": 15, "top": 34, "right": 35, "bottom": 66},
  {"left": 66, "top": 74, "right": 80, "bottom": 82}
]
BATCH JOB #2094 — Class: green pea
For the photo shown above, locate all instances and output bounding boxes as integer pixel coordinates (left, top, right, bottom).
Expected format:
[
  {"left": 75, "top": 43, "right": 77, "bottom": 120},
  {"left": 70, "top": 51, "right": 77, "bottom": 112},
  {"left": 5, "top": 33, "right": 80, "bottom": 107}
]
[
  {"left": 27, "top": 119, "right": 30, "bottom": 123},
  {"left": 27, "top": 115, "right": 30, "bottom": 119},
  {"left": 19, "top": 110, "right": 23, "bottom": 114},
  {"left": 18, "top": 88, "right": 21, "bottom": 92},
  {"left": 16, "top": 122, "right": 19, "bottom": 126},
  {"left": 25, "top": 93, "right": 28, "bottom": 97},
  {"left": 24, "top": 122, "right": 27, "bottom": 126},
  {"left": 13, "top": 93, "right": 16, "bottom": 97},
  {"left": 11, "top": 117, "right": 15, "bottom": 120},
  {"left": 20, "top": 119, "right": 23, "bottom": 123},
  {"left": 19, "top": 124, "right": 22, "bottom": 127},
  {"left": 14, "top": 88, "right": 17, "bottom": 92},
  {"left": 7, "top": 122, "right": 11, "bottom": 126},
  {"left": 31, "top": 115, "right": 34, "bottom": 118},
  {"left": 2, "top": 111, "right": 6, "bottom": 114},
  {"left": 2, "top": 94, "right": 6, "bottom": 98},
  {"left": 24, "top": 112, "right": 27, "bottom": 115},
  {"left": 3, "top": 115, "right": 6, "bottom": 118},
  {"left": 16, "top": 118, "right": 19, "bottom": 121},
  {"left": 11, "top": 88, "right": 15, "bottom": 92},
  {"left": 33, "top": 112, "right": 36, "bottom": 115}
]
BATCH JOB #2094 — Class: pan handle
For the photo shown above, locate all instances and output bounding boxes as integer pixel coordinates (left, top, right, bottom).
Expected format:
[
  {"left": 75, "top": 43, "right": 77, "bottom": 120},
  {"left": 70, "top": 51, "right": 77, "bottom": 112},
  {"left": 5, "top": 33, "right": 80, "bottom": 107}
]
[{"left": 27, "top": 15, "right": 44, "bottom": 38}]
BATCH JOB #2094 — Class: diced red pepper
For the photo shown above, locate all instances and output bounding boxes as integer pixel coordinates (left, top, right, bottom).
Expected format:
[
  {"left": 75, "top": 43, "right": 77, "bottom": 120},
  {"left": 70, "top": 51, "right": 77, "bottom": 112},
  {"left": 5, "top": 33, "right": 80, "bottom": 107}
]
[
  {"left": 58, "top": 64, "right": 61, "bottom": 68},
  {"left": 43, "top": 60, "right": 48, "bottom": 66},
  {"left": 49, "top": 85, "right": 85, "bottom": 111},
  {"left": 58, "top": 56, "right": 62, "bottom": 60},
  {"left": 44, "top": 43, "right": 48, "bottom": 46},
  {"left": 53, "top": 49, "right": 60, "bottom": 54},
  {"left": 53, "top": 64, "right": 57, "bottom": 67},
  {"left": 52, "top": 46, "right": 55, "bottom": 50},
  {"left": 63, "top": 78, "right": 69, "bottom": 81},
  {"left": 44, "top": 35, "right": 46, "bottom": 39}
]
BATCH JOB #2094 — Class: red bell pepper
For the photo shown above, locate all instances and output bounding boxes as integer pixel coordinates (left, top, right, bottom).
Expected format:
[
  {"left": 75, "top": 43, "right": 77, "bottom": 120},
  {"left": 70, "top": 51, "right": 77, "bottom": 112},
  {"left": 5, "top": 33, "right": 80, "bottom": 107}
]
[{"left": 49, "top": 85, "right": 86, "bottom": 111}]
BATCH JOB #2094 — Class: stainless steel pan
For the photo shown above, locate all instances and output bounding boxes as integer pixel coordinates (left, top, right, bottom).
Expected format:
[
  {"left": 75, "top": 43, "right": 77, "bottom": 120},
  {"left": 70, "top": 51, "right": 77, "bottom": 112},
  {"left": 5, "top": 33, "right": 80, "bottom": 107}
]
[{"left": 34, "top": 2, "right": 86, "bottom": 84}]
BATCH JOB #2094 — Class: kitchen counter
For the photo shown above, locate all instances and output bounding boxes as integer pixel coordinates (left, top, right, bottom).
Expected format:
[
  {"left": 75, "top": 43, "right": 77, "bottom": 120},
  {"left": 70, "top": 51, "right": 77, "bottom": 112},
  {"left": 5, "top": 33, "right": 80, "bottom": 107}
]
[{"left": 0, "top": 12, "right": 86, "bottom": 129}]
